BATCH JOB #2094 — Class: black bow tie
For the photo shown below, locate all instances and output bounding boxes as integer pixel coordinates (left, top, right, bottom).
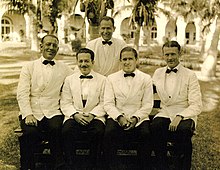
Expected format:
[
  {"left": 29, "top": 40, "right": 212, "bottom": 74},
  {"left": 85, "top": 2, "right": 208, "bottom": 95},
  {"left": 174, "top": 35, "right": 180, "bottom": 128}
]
[
  {"left": 166, "top": 68, "right": 178, "bottom": 74},
  {"left": 43, "top": 60, "right": 55, "bottom": 66},
  {"left": 124, "top": 73, "right": 135, "bottom": 77},
  {"left": 80, "top": 75, "right": 93, "bottom": 79},
  {"left": 102, "top": 41, "right": 112, "bottom": 45}
]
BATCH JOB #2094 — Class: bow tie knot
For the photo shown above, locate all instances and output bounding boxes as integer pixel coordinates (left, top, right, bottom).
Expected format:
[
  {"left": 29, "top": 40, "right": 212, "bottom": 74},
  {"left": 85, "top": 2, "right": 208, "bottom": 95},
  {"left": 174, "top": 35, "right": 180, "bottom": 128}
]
[
  {"left": 80, "top": 75, "right": 93, "bottom": 79},
  {"left": 43, "top": 60, "right": 55, "bottom": 66},
  {"left": 166, "top": 68, "right": 178, "bottom": 74},
  {"left": 124, "top": 73, "right": 135, "bottom": 77},
  {"left": 102, "top": 41, "right": 112, "bottom": 45}
]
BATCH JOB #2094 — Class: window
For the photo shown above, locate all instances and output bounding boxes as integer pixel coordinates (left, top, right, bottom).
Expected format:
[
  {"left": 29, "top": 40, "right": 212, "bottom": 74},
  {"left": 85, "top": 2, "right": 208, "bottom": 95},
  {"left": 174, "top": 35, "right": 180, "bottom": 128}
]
[
  {"left": 151, "top": 26, "right": 157, "bottom": 40},
  {"left": 1, "top": 18, "right": 13, "bottom": 41}
]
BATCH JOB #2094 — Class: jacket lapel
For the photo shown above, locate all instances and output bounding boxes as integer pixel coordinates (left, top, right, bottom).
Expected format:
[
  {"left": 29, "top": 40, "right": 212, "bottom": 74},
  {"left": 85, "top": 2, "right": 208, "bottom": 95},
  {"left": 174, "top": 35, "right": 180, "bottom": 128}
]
[
  {"left": 167, "top": 65, "right": 183, "bottom": 104},
  {"left": 156, "top": 67, "right": 171, "bottom": 104},
  {"left": 85, "top": 72, "right": 98, "bottom": 108},
  {"left": 73, "top": 73, "right": 84, "bottom": 109}
]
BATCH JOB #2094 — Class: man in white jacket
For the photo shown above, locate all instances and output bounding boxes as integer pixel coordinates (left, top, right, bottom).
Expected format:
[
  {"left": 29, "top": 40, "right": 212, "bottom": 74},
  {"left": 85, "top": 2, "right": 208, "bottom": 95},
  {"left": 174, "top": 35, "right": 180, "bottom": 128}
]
[
  {"left": 86, "top": 16, "right": 126, "bottom": 76},
  {"left": 103, "top": 47, "right": 153, "bottom": 169},
  {"left": 61, "top": 48, "right": 106, "bottom": 170},
  {"left": 151, "top": 40, "right": 202, "bottom": 170},
  {"left": 17, "top": 34, "right": 73, "bottom": 170}
]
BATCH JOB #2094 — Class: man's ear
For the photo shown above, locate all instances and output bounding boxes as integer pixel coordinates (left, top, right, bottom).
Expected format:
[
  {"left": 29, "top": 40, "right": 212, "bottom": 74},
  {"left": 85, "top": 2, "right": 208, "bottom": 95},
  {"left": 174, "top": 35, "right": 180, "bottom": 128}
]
[
  {"left": 113, "top": 26, "right": 116, "bottom": 32},
  {"left": 40, "top": 44, "right": 43, "bottom": 51}
]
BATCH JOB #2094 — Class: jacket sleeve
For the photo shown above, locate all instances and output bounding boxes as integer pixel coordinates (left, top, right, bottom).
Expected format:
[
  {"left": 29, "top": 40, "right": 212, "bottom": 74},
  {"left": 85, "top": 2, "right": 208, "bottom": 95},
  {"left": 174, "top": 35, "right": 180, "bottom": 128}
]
[
  {"left": 60, "top": 77, "right": 78, "bottom": 117},
  {"left": 90, "top": 78, "right": 106, "bottom": 117},
  {"left": 104, "top": 78, "right": 122, "bottom": 120},
  {"left": 133, "top": 77, "right": 153, "bottom": 121},
  {"left": 17, "top": 63, "right": 33, "bottom": 119},
  {"left": 177, "top": 73, "right": 202, "bottom": 118}
]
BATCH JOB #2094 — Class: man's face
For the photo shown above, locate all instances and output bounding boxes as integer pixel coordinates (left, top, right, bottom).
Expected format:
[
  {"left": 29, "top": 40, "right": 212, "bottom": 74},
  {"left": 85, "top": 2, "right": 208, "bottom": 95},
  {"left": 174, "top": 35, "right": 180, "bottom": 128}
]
[
  {"left": 77, "top": 53, "right": 94, "bottom": 75},
  {"left": 41, "top": 36, "right": 59, "bottom": 60},
  {"left": 99, "top": 20, "right": 115, "bottom": 41},
  {"left": 120, "top": 51, "right": 137, "bottom": 73},
  {"left": 163, "top": 47, "right": 180, "bottom": 69}
]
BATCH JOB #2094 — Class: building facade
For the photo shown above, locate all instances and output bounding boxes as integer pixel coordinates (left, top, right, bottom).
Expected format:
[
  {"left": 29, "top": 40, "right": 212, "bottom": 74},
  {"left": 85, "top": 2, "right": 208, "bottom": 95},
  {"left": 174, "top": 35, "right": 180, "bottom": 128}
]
[{"left": 0, "top": 0, "right": 217, "bottom": 50}]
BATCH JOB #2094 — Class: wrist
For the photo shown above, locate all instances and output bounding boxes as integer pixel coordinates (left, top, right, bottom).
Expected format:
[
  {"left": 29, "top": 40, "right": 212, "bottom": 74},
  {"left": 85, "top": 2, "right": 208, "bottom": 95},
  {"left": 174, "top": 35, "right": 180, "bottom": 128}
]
[
  {"left": 131, "top": 116, "right": 138, "bottom": 123},
  {"left": 177, "top": 115, "right": 184, "bottom": 119},
  {"left": 117, "top": 115, "right": 124, "bottom": 121},
  {"left": 71, "top": 112, "right": 79, "bottom": 119}
]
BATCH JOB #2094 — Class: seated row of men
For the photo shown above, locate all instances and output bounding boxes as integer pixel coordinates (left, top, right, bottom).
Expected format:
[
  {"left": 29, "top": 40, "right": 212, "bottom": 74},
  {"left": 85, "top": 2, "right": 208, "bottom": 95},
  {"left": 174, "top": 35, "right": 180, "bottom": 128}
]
[{"left": 17, "top": 34, "right": 202, "bottom": 170}]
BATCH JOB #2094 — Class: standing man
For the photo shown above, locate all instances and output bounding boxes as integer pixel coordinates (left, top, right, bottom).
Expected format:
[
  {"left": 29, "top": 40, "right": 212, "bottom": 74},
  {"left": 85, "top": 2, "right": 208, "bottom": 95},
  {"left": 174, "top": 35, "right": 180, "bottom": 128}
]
[
  {"left": 103, "top": 47, "right": 153, "bottom": 169},
  {"left": 151, "top": 41, "right": 202, "bottom": 170},
  {"left": 17, "top": 34, "right": 73, "bottom": 170},
  {"left": 86, "top": 16, "right": 127, "bottom": 76},
  {"left": 61, "top": 48, "right": 106, "bottom": 170}
]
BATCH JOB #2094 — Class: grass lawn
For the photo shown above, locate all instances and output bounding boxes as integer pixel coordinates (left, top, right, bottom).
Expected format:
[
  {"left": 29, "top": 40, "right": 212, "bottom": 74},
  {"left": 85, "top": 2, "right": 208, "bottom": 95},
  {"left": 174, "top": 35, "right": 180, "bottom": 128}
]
[{"left": 0, "top": 45, "right": 219, "bottom": 169}]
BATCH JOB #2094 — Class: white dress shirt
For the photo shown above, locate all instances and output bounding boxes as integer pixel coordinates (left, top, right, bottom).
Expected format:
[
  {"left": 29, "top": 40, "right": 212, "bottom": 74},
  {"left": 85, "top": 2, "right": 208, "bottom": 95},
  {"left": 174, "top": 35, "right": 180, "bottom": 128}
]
[
  {"left": 165, "top": 67, "right": 179, "bottom": 99},
  {"left": 86, "top": 37, "right": 127, "bottom": 76},
  {"left": 41, "top": 56, "right": 54, "bottom": 89}
]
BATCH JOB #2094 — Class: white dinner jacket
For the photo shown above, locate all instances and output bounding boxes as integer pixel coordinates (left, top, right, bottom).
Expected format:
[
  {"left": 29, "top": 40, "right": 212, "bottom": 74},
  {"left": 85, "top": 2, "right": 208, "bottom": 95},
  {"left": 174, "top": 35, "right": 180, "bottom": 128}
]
[
  {"left": 17, "top": 58, "right": 73, "bottom": 120},
  {"left": 61, "top": 70, "right": 106, "bottom": 123},
  {"left": 152, "top": 64, "right": 202, "bottom": 126},
  {"left": 86, "top": 37, "right": 127, "bottom": 76},
  {"left": 104, "top": 69, "right": 153, "bottom": 127}
]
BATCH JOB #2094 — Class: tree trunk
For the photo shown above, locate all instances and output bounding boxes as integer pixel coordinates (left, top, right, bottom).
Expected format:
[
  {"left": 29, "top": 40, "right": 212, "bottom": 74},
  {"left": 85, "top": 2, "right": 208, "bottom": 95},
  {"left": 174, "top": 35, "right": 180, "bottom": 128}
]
[
  {"left": 88, "top": 25, "right": 100, "bottom": 40},
  {"left": 30, "top": 12, "right": 39, "bottom": 51},
  {"left": 134, "top": 24, "right": 141, "bottom": 51},
  {"left": 201, "top": 15, "right": 220, "bottom": 78}
]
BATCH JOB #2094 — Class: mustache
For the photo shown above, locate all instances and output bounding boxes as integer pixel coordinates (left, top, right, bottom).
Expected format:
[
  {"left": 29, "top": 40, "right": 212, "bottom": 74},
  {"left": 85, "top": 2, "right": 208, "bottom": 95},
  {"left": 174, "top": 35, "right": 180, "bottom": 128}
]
[{"left": 80, "top": 65, "right": 88, "bottom": 68}]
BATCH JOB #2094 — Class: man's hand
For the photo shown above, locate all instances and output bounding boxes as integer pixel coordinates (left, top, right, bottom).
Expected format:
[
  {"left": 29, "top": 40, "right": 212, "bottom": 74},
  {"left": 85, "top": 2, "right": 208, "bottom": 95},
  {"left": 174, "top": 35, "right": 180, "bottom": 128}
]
[
  {"left": 117, "top": 115, "right": 130, "bottom": 129},
  {"left": 74, "top": 113, "right": 94, "bottom": 126},
  {"left": 83, "top": 113, "right": 95, "bottom": 124},
  {"left": 25, "top": 115, "right": 37, "bottom": 126},
  {"left": 124, "top": 117, "right": 138, "bottom": 130},
  {"left": 169, "top": 116, "right": 182, "bottom": 131}
]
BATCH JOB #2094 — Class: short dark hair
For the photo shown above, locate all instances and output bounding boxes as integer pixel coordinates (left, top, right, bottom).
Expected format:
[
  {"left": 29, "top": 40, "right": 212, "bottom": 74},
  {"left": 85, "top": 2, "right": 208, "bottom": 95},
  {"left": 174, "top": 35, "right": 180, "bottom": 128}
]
[
  {"left": 100, "top": 16, "right": 115, "bottom": 27},
  {"left": 120, "top": 46, "right": 138, "bottom": 60},
  {"left": 162, "top": 40, "right": 181, "bottom": 52},
  {"left": 76, "top": 48, "right": 95, "bottom": 61},
  {"left": 41, "top": 34, "right": 59, "bottom": 44}
]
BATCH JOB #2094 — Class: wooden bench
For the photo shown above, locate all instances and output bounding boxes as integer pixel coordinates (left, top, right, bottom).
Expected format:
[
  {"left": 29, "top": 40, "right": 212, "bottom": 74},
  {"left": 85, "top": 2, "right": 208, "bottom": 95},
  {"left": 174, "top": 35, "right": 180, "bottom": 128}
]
[{"left": 14, "top": 99, "right": 161, "bottom": 169}]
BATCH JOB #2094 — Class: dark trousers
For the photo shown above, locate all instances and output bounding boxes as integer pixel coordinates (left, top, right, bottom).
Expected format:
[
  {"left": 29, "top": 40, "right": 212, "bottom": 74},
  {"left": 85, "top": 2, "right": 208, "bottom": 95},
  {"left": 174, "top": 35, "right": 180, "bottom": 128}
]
[
  {"left": 103, "top": 118, "right": 152, "bottom": 170},
  {"left": 151, "top": 117, "right": 195, "bottom": 170},
  {"left": 19, "top": 115, "right": 64, "bottom": 170},
  {"left": 62, "top": 119, "right": 105, "bottom": 168}
]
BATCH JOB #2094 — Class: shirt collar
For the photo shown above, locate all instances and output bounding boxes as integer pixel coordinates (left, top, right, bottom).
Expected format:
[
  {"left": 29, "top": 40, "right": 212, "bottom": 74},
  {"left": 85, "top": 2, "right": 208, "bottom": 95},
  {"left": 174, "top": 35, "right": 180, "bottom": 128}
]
[
  {"left": 167, "top": 64, "right": 180, "bottom": 70},
  {"left": 80, "top": 70, "right": 95, "bottom": 77},
  {"left": 122, "top": 69, "right": 137, "bottom": 76},
  {"left": 41, "top": 56, "right": 55, "bottom": 63},
  {"left": 101, "top": 38, "right": 113, "bottom": 42}
]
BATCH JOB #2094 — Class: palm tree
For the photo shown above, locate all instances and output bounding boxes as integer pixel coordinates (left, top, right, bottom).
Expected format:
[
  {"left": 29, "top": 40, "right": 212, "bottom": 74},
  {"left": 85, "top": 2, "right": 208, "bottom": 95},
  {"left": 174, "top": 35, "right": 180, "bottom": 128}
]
[
  {"left": 126, "top": 0, "right": 158, "bottom": 50},
  {"left": 200, "top": 0, "right": 220, "bottom": 78},
  {"left": 77, "top": 0, "right": 114, "bottom": 40},
  {"left": 161, "top": 0, "right": 219, "bottom": 79}
]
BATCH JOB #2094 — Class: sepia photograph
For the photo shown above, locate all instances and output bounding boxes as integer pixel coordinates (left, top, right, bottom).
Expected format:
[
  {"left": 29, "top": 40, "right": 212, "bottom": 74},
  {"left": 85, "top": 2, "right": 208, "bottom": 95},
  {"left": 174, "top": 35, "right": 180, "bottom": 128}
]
[{"left": 0, "top": 0, "right": 219, "bottom": 169}]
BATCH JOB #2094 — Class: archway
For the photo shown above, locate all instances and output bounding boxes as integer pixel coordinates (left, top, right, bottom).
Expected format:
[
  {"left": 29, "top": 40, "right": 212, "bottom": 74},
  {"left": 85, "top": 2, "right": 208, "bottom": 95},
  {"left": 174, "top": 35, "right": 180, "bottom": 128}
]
[
  {"left": 185, "top": 22, "right": 196, "bottom": 45},
  {"left": 120, "top": 17, "right": 135, "bottom": 44},
  {"left": 165, "top": 19, "right": 177, "bottom": 40}
]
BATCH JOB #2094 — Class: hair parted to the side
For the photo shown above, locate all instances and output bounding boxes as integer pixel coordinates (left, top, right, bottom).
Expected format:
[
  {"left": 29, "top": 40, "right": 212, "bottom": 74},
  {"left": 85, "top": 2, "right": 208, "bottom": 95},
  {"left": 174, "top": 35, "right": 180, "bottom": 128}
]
[
  {"left": 41, "top": 34, "right": 59, "bottom": 44},
  {"left": 100, "top": 16, "right": 115, "bottom": 27},
  {"left": 120, "top": 46, "right": 138, "bottom": 60},
  {"left": 162, "top": 40, "right": 181, "bottom": 52},
  {"left": 76, "top": 48, "right": 95, "bottom": 61}
]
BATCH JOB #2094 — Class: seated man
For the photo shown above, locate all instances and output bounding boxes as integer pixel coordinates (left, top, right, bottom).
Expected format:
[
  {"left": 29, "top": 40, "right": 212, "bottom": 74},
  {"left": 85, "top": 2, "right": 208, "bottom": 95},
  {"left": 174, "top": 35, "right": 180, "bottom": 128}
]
[
  {"left": 17, "top": 34, "right": 73, "bottom": 170},
  {"left": 103, "top": 46, "right": 153, "bottom": 170},
  {"left": 61, "top": 48, "right": 106, "bottom": 170},
  {"left": 151, "top": 41, "right": 202, "bottom": 170}
]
